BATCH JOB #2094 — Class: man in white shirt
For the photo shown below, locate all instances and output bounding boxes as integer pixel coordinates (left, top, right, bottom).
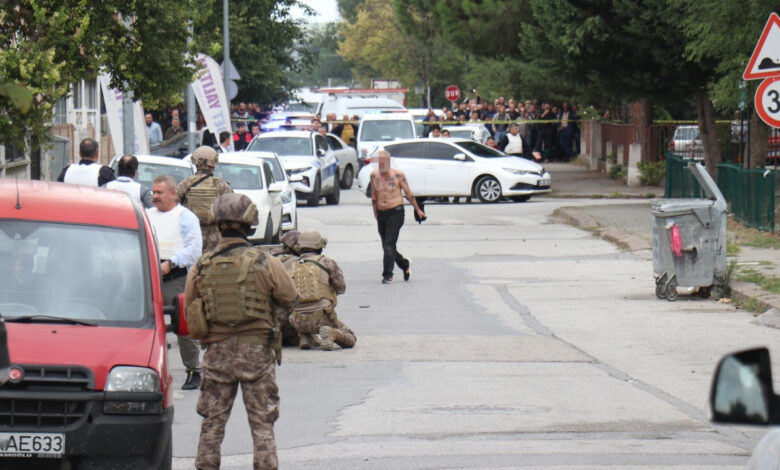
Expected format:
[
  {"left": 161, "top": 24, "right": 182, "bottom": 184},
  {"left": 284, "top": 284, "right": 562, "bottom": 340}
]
[
  {"left": 57, "top": 138, "right": 116, "bottom": 186},
  {"left": 499, "top": 124, "right": 524, "bottom": 158},
  {"left": 147, "top": 175, "right": 203, "bottom": 390},
  {"left": 103, "top": 155, "right": 153, "bottom": 208},
  {"left": 146, "top": 113, "right": 163, "bottom": 146}
]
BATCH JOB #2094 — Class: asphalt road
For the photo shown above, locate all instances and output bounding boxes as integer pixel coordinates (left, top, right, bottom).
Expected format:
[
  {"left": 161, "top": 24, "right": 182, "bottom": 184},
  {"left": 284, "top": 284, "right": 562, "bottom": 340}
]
[{"left": 168, "top": 189, "right": 775, "bottom": 469}]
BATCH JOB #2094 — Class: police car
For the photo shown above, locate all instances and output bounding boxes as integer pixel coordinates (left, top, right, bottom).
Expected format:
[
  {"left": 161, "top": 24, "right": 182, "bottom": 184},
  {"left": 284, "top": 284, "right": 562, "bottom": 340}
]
[{"left": 247, "top": 130, "right": 341, "bottom": 207}]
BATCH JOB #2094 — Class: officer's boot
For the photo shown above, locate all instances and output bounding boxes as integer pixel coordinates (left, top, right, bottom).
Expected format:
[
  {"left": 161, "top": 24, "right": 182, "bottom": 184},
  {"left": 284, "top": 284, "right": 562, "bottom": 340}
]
[
  {"left": 319, "top": 326, "right": 342, "bottom": 351},
  {"left": 299, "top": 333, "right": 313, "bottom": 350}
]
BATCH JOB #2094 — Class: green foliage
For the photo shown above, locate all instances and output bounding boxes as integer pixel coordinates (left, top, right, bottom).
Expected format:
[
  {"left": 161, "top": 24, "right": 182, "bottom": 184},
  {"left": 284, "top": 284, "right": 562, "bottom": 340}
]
[
  {"left": 675, "top": 0, "right": 775, "bottom": 112},
  {"left": 605, "top": 152, "right": 617, "bottom": 164},
  {"left": 337, "top": 0, "right": 365, "bottom": 23},
  {"left": 608, "top": 162, "right": 626, "bottom": 182},
  {"left": 638, "top": 160, "right": 666, "bottom": 186},
  {"left": 198, "top": 0, "right": 313, "bottom": 105},
  {"left": 293, "top": 22, "right": 353, "bottom": 87},
  {"left": 0, "top": 0, "right": 206, "bottom": 150}
]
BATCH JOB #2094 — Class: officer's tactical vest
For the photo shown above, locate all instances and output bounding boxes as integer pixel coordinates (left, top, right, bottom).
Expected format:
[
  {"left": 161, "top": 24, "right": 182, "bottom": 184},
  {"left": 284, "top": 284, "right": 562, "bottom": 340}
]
[
  {"left": 197, "top": 246, "right": 273, "bottom": 327},
  {"left": 185, "top": 175, "right": 222, "bottom": 224},
  {"left": 292, "top": 255, "right": 336, "bottom": 304}
]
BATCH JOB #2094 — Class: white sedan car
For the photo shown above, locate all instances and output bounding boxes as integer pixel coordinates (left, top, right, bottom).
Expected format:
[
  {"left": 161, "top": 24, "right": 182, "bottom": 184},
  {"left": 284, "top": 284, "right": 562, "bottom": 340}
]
[
  {"left": 247, "top": 130, "right": 341, "bottom": 207},
  {"left": 212, "top": 154, "right": 284, "bottom": 244},
  {"left": 357, "top": 138, "right": 551, "bottom": 203},
  {"left": 238, "top": 151, "right": 298, "bottom": 233},
  {"left": 185, "top": 153, "right": 284, "bottom": 244}
]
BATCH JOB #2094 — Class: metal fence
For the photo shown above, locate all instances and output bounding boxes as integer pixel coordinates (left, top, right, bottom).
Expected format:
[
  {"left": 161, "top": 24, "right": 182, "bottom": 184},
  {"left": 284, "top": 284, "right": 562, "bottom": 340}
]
[{"left": 664, "top": 152, "right": 775, "bottom": 231}]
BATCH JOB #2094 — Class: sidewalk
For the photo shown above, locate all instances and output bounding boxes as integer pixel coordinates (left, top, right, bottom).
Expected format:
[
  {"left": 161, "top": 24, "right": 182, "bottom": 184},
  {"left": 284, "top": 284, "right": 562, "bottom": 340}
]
[{"left": 545, "top": 162, "right": 780, "bottom": 326}]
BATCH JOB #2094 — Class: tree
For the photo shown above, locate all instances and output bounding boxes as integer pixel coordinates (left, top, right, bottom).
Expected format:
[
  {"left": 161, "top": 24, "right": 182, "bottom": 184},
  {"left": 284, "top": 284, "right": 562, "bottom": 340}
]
[
  {"left": 339, "top": 0, "right": 466, "bottom": 107},
  {"left": 198, "top": 0, "right": 313, "bottom": 105},
  {"left": 294, "top": 22, "right": 353, "bottom": 87},
  {"left": 0, "top": 0, "right": 205, "bottom": 150},
  {"left": 676, "top": 0, "right": 777, "bottom": 168},
  {"left": 337, "top": 0, "right": 365, "bottom": 23}
]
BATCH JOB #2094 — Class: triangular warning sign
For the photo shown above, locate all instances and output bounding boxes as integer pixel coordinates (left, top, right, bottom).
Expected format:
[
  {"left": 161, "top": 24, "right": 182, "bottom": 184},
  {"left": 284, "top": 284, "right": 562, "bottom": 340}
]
[{"left": 744, "top": 12, "right": 780, "bottom": 80}]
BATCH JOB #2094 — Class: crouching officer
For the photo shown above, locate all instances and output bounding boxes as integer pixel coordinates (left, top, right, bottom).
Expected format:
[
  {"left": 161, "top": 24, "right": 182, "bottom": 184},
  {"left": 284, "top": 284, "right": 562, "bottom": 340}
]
[
  {"left": 184, "top": 193, "right": 298, "bottom": 470},
  {"left": 289, "top": 231, "right": 356, "bottom": 351},
  {"left": 268, "top": 230, "right": 303, "bottom": 346}
]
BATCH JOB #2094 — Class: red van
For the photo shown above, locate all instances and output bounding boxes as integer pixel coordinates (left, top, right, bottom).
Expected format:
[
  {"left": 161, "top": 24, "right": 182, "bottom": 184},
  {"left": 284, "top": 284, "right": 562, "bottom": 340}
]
[{"left": 0, "top": 180, "right": 180, "bottom": 469}]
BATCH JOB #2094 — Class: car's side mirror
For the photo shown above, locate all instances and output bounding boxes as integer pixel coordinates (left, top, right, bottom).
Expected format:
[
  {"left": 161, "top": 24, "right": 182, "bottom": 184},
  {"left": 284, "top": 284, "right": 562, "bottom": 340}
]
[
  {"left": 163, "top": 293, "right": 189, "bottom": 337},
  {"left": 711, "top": 347, "right": 777, "bottom": 425},
  {"left": 453, "top": 153, "right": 467, "bottom": 161},
  {"left": 289, "top": 174, "right": 303, "bottom": 183},
  {"left": 268, "top": 182, "right": 283, "bottom": 192},
  {"left": 317, "top": 148, "right": 326, "bottom": 157}
]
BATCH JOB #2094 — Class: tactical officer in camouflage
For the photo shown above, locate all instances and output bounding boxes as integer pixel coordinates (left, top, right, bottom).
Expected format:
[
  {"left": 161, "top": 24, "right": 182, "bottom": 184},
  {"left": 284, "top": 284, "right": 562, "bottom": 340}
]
[
  {"left": 268, "top": 230, "right": 303, "bottom": 346},
  {"left": 177, "top": 146, "right": 232, "bottom": 252},
  {"left": 184, "top": 193, "right": 298, "bottom": 470},
  {"left": 289, "top": 231, "right": 356, "bottom": 351}
]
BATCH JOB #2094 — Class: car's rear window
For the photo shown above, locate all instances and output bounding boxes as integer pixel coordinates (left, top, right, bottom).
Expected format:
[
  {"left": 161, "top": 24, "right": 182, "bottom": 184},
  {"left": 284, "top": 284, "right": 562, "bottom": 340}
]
[
  {"left": 0, "top": 221, "right": 148, "bottom": 326},
  {"left": 216, "top": 163, "right": 263, "bottom": 190},
  {"left": 136, "top": 162, "right": 193, "bottom": 187},
  {"left": 454, "top": 140, "right": 504, "bottom": 158},
  {"left": 360, "top": 120, "right": 414, "bottom": 141},
  {"left": 248, "top": 137, "right": 313, "bottom": 156}
]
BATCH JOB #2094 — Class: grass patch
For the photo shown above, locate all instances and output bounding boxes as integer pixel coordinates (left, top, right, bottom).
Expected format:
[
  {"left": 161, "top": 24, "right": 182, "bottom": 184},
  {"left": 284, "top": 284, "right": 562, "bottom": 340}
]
[
  {"left": 736, "top": 268, "right": 780, "bottom": 294},
  {"left": 727, "top": 241, "right": 741, "bottom": 256},
  {"left": 728, "top": 217, "right": 780, "bottom": 249}
]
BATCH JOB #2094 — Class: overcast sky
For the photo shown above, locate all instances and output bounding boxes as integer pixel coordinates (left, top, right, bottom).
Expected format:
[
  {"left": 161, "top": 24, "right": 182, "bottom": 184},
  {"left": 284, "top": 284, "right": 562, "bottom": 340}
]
[{"left": 290, "top": 0, "right": 341, "bottom": 23}]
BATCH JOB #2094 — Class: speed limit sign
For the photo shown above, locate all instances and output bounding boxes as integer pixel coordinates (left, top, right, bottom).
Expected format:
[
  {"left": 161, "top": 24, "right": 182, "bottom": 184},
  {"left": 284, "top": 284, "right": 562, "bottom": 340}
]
[{"left": 756, "top": 77, "right": 780, "bottom": 128}]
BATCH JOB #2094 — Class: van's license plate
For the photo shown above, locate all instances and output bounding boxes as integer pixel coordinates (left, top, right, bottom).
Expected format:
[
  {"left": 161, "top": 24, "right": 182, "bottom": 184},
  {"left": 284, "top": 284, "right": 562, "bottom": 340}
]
[{"left": 0, "top": 432, "right": 65, "bottom": 457}]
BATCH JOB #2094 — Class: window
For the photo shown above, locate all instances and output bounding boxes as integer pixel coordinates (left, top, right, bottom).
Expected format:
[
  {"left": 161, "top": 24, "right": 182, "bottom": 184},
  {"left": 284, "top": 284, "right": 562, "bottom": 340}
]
[
  {"left": 386, "top": 143, "right": 424, "bottom": 159},
  {"left": 327, "top": 136, "right": 343, "bottom": 150},
  {"left": 263, "top": 162, "right": 274, "bottom": 187},
  {"left": 215, "top": 163, "right": 263, "bottom": 190},
  {"left": 0, "top": 221, "right": 147, "bottom": 325},
  {"left": 454, "top": 140, "right": 504, "bottom": 158},
  {"left": 248, "top": 137, "right": 313, "bottom": 156},
  {"left": 426, "top": 142, "right": 459, "bottom": 160},
  {"left": 360, "top": 120, "right": 414, "bottom": 141},
  {"left": 263, "top": 158, "right": 286, "bottom": 182},
  {"left": 314, "top": 135, "right": 328, "bottom": 155},
  {"left": 132, "top": 163, "right": 193, "bottom": 188}
]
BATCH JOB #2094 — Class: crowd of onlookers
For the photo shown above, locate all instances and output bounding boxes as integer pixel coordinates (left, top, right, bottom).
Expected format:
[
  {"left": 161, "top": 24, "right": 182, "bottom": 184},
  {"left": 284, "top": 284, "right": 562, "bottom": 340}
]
[
  {"left": 419, "top": 97, "right": 581, "bottom": 162},
  {"left": 146, "top": 97, "right": 583, "bottom": 162}
]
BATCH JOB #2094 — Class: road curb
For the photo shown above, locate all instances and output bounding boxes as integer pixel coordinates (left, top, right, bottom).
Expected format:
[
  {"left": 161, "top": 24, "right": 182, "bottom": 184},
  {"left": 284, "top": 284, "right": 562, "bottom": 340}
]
[
  {"left": 552, "top": 207, "right": 650, "bottom": 252},
  {"left": 553, "top": 206, "right": 780, "bottom": 322}
]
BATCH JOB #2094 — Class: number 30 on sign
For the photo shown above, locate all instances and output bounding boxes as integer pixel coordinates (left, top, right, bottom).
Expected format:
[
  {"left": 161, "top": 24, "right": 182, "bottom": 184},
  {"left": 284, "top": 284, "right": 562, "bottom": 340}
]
[{"left": 756, "top": 77, "right": 780, "bottom": 128}]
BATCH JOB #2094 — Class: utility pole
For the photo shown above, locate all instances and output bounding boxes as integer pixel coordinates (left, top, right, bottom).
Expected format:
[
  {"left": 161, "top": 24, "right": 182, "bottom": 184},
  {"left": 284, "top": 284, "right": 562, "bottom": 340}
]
[
  {"left": 187, "top": 23, "right": 196, "bottom": 153},
  {"left": 223, "top": 0, "right": 230, "bottom": 107}
]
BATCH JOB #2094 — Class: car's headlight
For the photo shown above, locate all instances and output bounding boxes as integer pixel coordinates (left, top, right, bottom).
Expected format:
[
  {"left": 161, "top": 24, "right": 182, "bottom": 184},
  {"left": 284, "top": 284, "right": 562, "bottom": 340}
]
[
  {"left": 104, "top": 366, "right": 162, "bottom": 414},
  {"left": 503, "top": 167, "right": 532, "bottom": 176},
  {"left": 281, "top": 192, "right": 291, "bottom": 204},
  {"left": 106, "top": 366, "right": 160, "bottom": 393}
]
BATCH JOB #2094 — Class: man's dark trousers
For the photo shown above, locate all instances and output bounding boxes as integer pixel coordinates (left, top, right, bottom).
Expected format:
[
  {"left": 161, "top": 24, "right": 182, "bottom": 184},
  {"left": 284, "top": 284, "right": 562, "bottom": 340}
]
[{"left": 377, "top": 205, "right": 409, "bottom": 279}]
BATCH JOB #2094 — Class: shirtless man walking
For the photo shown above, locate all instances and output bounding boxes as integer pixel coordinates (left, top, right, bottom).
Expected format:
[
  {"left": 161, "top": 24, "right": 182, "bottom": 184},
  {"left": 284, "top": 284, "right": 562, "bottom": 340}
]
[{"left": 370, "top": 151, "right": 426, "bottom": 284}]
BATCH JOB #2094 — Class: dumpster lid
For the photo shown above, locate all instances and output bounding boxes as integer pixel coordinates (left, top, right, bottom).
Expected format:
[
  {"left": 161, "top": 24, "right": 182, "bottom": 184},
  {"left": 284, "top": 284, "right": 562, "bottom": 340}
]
[{"left": 688, "top": 162, "right": 727, "bottom": 212}]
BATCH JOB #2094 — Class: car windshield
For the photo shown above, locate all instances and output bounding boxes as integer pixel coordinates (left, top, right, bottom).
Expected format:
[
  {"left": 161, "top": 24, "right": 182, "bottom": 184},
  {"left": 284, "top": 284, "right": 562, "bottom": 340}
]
[
  {"left": 248, "top": 137, "right": 313, "bottom": 156},
  {"left": 675, "top": 127, "right": 699, "bottom": 140},
  {"left": 263, "top": 158, "right": 286, "bottom": 182},
  {"left": 135, "top": 162, "right": 193, "bottom": 187},
  {"left": 360, "top": 120, "right": 415, "bottom": 141},
  {"left": 0, "top": 221, "right": 147, "bottom": 326},
  {"left": 215, "top": 163, "right": 263, "bottom": 190},
  {"left": 454, "top": 140, "right": 505, "bottom": 158},
  {"left": 447, "top": 129, "right": 474, "bottom": 140}
]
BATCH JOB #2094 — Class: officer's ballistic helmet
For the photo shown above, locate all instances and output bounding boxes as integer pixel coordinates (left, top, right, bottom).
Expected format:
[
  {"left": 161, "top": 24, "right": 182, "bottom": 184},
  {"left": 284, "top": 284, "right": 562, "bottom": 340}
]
[
  {"left": 296, "top": 231, "right": 327, "bottom": 252},
  {"left": 280, "top": 230, "right": 301, "bottom": 251},
  {"left": 193, "top": 145, "right": 218, "bottom": 170},
  {"left": 209, "top": 193, "right": 258, "bottom": 229}
]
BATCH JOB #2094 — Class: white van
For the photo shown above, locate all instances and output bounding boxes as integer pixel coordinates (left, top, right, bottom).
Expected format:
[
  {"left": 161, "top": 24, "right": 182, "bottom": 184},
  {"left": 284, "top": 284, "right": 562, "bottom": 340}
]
[
  {"left": 316, "top": 97, "right": 405, "bottom": 119},
  {"left": 356, "top": 112, "right": 417, "bottom": 163}
]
